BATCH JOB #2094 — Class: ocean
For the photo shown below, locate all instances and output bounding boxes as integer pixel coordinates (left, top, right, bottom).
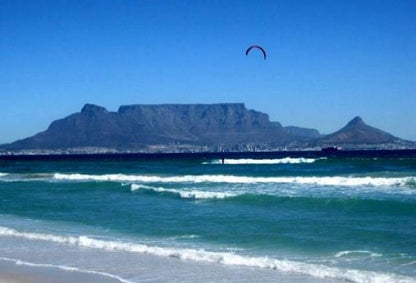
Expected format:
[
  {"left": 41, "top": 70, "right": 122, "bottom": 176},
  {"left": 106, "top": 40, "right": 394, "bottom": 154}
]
[{"left": 0, "top": 154, "right": 415, "bottom": 282}]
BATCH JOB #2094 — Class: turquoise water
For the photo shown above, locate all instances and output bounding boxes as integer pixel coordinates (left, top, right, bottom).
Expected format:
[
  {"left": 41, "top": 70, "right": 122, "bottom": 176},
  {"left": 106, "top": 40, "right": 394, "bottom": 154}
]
[{"left": 0, "top": 157, "right": 415, "bottom": 282}]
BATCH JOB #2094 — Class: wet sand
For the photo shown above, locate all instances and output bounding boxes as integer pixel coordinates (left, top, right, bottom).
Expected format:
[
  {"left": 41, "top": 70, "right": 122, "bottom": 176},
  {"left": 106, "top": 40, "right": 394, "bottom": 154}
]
[
  {"left": 0, "top": 255, "right": 341, "bottom": 283},
  {"left": 0, "top": 233, "right": 341, "bottom": 283},
  {"left": 0, "top": 260, "right": 121, "bottom": 283}
]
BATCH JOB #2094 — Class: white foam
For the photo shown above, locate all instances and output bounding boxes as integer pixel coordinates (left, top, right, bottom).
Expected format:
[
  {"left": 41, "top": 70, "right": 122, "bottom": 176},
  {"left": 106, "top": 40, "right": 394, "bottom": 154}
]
[
  {"left": 130, "top": 184, "right": 239, "bottom": 199},
  {"left": 204, "top": 157, "right": 320, "bottom": 165},
  {"left": 0, "top": 226, "right": 78, "bottom": 245},
  {"left": 169, "top": 234, "right": 200, "bottom": 240},
  {"left": 0, "top": 256, "right": 133, "bottom": 283},
  {"left": 0, "top": 173, "right": 53, "bottom": 182},
  {"left": 0, "top": 226, "right": 414, "bottom": 283},
  {"left": 335, "top": 250, "right": 382, "bottom": 258},
  {"left": 53, "top": 173, "right": 415, "bottom": 187}
]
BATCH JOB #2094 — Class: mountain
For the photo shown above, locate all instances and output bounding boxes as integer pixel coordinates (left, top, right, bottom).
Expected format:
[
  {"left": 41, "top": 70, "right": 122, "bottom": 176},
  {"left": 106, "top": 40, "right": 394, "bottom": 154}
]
[
  {"left": 315, "top": 116, "right": 416, "bottom": 149},
  {"left": 1, "top": 105, "right": 413, "bottom": 153},
  {"left": 283, "top": 126, "right": 321, "bottom": 140},
  {"left": 2, "top": 103, "right": 290, "bottom": 151},
  {"left": 319, "top": 116, "right": 407, "bottom": 147}
]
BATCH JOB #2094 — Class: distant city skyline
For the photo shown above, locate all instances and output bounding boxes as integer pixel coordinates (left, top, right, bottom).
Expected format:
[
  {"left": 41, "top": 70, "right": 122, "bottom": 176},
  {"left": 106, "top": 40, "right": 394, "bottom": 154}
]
[{"left": 1, "top": 0, "right": 415, "bottom": 144}]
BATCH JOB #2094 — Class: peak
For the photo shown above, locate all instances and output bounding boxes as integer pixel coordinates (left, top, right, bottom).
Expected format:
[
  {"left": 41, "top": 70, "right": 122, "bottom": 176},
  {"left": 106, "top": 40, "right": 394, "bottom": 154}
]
[
  {"left": 81, "top": 104, "right": 108, "bottom": 113},
  {"left": 346, "top": 116, "right": 366, "bottom": 127}
]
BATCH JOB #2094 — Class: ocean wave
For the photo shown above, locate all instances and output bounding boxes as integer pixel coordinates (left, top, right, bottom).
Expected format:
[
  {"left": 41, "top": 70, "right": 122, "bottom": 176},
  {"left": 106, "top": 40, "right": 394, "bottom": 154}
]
[
  {"left": 402, "top": 261, "right": 416, "bottom": 266},
  {"left": 0, "top": 173, "right": 53, "bottom": 182},
  {"left": 203, "top": 157, "right": 320, "bottom": 165},
  {"left": 169, "top": 234, "right": 200, "bottom": 240},
  {"left": 0, "top": 256, "right": 133, "bottom": 283},
  {"left": 132, "top": 184, "right": 416, "bottom": 204},
  {"left": 0, "top": 226, "right": 413, "bottom": 283},
  {"left": 53, "top": 173, "right": 415, "bottom": 187},
  {"left": 130, "top": 184, "right": 239, "bottom": 199},
  {"left": 335, "top": 250, "right": 383, "bottom": 258}
]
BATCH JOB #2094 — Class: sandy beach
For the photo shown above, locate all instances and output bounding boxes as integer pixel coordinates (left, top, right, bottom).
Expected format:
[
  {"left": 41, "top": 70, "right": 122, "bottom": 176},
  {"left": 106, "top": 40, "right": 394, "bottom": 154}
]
[
  {"left": 0, "top": 238, "right": 340, "bottom": 283},
  {"left": 0, "top": 256, "right": 341, "bottom": 283},
  {"left": 0, "top": 260, "right": 121, "bottom": 283}
]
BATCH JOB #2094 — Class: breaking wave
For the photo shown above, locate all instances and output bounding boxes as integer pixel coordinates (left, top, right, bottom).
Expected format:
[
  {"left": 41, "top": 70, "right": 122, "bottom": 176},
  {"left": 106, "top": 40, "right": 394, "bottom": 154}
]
[
  {"left": 130, "top": 184, "right": 239, "bottom": 199},
  {"left": 0, "top": 172, "right": 53, "bottom": 182},
  {"left": 204, "top": 157, "right": 320, "bottom": 165},
  {"left": 0, "top": 226, "right": 413, "bottom": 283},
  {"left": 335, "top": 250, "right": 383, "bottom": 258},
  {"left": 129, "top": 185, "right": 416, "bottom": 206},
  {"left": 53, "top": 173, "right": 415, "bottom": 187}
]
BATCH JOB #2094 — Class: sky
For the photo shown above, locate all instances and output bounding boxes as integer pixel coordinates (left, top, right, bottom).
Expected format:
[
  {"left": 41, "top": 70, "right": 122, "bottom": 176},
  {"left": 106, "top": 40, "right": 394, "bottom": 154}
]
[{"left": 1, "top": 0, "right": 415, "bottom": 144}]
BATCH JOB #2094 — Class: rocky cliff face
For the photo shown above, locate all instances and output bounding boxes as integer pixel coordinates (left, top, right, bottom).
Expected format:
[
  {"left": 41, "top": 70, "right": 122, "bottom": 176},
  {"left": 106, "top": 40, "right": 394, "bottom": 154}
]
[{"left": 116, "top": 103, "right": 285, "bottom": 144}]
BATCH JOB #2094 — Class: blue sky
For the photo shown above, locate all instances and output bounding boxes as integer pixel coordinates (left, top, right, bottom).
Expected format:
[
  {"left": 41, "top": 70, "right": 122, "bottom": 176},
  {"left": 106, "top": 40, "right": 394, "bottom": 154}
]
[{"left": 1, "top": 0, "right": 415, "bottom": 144}]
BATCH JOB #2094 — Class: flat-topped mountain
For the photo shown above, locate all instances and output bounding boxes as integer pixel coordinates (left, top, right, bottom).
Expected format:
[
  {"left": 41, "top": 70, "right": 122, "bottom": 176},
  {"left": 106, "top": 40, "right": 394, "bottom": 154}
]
[
  {"left": 2, "top": 104, "right": 288, "bottom": 151},
  {"left": 1, "top": 104, "right": 413, "bottom": 153}
]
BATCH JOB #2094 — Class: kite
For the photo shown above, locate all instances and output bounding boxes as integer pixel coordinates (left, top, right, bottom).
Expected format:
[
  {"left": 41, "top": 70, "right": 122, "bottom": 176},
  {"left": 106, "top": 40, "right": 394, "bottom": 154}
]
[{"left": 245, "top": 45, "right": 267, "bottom": 60}]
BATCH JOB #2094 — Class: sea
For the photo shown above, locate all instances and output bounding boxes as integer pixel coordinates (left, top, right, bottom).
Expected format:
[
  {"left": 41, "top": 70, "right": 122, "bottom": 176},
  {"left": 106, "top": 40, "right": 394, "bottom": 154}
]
[{"left": 0, "top": 152, "right": 415, "bottom": 282}]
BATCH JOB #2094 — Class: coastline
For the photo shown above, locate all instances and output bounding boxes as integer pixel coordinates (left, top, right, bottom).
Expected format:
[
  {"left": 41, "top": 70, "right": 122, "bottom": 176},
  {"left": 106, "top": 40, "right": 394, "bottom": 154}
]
[
  {"left": 0, "top": 255, "right": 341, "bottom": 283},
  {"left": 1, "top": 149, "right": 416, "bottom": 161},
  {"left": 0, "top": 260, "right": 122, "bottom": 283},
  {"left": 0, "top": 234, "right": 342, "bottom": 283}
]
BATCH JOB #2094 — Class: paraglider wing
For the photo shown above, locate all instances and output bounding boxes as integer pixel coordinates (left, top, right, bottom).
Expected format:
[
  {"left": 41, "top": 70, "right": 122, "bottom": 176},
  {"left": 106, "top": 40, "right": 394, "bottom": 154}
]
[{"left": 245, "top": 45, "right": 267, "bottom": 60}]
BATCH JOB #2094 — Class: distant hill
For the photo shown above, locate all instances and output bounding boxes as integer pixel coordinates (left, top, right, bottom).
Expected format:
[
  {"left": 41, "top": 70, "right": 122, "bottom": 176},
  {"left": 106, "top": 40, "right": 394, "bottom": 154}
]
[
  {"left": 1, "top": 104, "right": 414, "bottom": 153},
  {"left": 283, "top": 126, "right": 322, "bottom": 140},
  {"left": 319, "top": 116, "right": 404, "bottom": 147}
]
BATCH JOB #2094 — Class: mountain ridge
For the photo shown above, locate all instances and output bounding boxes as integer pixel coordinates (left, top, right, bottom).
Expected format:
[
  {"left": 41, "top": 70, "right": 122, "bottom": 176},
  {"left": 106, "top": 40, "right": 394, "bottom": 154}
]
[{"left": 1, "top": 103, "right": 414, "bottom": 153}]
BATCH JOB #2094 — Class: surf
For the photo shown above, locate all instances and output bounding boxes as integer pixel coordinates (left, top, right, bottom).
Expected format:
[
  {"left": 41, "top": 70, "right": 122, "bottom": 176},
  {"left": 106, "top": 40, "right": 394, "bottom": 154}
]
[
  {"left": 0, "top": 225, "right": 413, "bottom": 283},
  {"left": 53, "top": 173, "right": 415, "bottom": 187},
  {"left": 203, "top": 157, "right": 320, "bottom": 164},
  {"left": 130, "top": 184, "right": 239, "bottom": 199}
]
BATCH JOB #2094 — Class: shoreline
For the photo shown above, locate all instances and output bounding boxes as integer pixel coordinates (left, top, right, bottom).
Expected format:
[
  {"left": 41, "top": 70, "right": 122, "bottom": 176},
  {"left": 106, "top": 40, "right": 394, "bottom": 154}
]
[
  {"left": 0, "top": 247, "right": 341, "bottom": 283},
  {"left": 0, "top": 259, "right": 123, "bottom": 283},
  {"left": 1, "top": 224, "right": 410, "bottom": 283},
  {"left": 0, "top": 257, "right": 340, "bottom": 283},
  {"left": 1, "top": 149, "right": 416, "bottom": 161}
]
